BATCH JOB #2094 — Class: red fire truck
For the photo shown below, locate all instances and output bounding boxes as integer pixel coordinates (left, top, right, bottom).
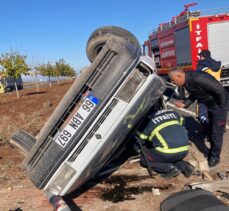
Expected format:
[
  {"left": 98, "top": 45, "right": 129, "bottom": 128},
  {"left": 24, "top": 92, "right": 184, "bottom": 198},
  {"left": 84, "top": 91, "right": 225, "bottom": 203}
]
[{"left": 143, "top": 3, "right": 229, "bottom": 87}]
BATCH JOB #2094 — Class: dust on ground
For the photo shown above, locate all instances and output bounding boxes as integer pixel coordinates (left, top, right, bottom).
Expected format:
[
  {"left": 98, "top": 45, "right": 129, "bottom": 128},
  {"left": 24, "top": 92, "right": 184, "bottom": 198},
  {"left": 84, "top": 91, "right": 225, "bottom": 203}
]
[{"left": 0, "top": 82, "right": 229, "bottom": 211}]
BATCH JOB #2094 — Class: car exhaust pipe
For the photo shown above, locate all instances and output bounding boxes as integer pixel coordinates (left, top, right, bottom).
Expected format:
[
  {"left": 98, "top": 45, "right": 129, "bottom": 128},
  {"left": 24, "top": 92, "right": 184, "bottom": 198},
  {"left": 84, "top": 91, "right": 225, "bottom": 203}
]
[{"left": 46, "top": 193, "right": 72, "bottom": 211}]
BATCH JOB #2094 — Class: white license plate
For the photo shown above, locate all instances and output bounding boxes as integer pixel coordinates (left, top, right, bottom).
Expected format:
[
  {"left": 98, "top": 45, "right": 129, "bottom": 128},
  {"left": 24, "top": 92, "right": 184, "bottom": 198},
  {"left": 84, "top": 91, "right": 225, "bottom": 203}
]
[{"left": 55, "top": 93, "right": 99, "bottom": 148}]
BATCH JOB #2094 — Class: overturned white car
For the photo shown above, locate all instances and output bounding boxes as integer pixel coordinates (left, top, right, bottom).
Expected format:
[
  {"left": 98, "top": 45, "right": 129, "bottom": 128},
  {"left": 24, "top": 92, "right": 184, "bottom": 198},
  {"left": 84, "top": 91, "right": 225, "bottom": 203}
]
[{"left": 11, "top": 26, "right": 166, "bottom": 196}]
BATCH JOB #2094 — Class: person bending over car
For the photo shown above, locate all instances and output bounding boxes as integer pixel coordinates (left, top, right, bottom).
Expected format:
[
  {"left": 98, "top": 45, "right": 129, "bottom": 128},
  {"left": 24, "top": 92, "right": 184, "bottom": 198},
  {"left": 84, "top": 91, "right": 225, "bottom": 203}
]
[
  {"left": 169, "top": 68, "right": 228, "bottom": 168},
  {"left": 135, "top": 106, "right": 194, "bottom": 179}
]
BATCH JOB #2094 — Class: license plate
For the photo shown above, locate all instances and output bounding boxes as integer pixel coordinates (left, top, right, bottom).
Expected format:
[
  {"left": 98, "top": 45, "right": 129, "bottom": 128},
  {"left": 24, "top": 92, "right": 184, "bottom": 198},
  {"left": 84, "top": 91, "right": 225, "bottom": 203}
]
[{"left": 55, "top": 94, "right": 99, "bottom": 148}]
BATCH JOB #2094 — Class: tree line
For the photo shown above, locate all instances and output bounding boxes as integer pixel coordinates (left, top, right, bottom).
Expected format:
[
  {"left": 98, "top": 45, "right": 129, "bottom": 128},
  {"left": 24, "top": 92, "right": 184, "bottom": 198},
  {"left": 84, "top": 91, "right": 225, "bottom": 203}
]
[{"left": 0, "top": 50, "right": 76, "bottom": 97}]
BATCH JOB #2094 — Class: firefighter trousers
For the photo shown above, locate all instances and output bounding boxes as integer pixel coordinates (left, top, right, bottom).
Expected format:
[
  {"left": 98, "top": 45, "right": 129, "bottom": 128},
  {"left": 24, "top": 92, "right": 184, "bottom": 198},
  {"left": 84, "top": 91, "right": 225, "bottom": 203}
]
[
  {"left": 140, "top": 147, "right": 188, "bottom": 174},
  {"left": 208, "top": 103, "right": 228, "bottom": 159}
]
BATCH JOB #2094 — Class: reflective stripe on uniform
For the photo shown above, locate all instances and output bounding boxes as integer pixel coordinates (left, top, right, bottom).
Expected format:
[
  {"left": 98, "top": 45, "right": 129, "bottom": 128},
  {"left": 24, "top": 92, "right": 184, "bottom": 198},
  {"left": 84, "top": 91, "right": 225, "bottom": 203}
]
[
  {"left": 136, "top": 131, "right": 148, "bottom": 140},
  {"left": 149, "top": 120, "right": 188, "bottom": 154},
  {"left": 155, "top": 132, "right": 168, "bottom": 149},
  {"left": 155, "top": 145, "right": 189, "bottom": 153},
  {"left": 180, "top": 116, "right": 183, "bottom": 125},
  {"left": 203, "top": 68, "right": 221, "bottom": 81},
  {"left": 137, "top": 119, "right": 188, "bottom": 154},
  {"left": 149, "top": 120, "right": 180, "bottom": 141}
]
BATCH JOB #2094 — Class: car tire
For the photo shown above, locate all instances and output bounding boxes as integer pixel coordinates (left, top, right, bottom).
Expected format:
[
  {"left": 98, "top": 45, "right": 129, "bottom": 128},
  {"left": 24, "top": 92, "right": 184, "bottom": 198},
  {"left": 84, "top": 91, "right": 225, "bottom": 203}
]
[
  {"left": 86, "top": 26, "right": 140, "bottom": 62},
  {"left": 10, "top": 130, "right": 36, "bottom": 155}
]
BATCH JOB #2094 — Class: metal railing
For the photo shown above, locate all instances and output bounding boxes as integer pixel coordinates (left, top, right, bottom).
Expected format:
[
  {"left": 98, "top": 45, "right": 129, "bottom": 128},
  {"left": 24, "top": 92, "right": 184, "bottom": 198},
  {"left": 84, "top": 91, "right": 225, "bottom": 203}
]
[
  {"left": 198, "top": 7, "right": 229, "bottom": 17},
  {"left": 148, "top": 7, "right": 229, "bottom": 36}
]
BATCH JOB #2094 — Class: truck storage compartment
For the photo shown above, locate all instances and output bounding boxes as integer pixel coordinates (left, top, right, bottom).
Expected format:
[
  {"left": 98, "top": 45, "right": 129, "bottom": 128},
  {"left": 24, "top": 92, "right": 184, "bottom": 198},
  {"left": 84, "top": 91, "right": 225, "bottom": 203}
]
[
  {"left": 175, "top": 27, "right": 192, "bottom": 66},
  {"left": 208, "top": 21, "right": 229, "bottom": 66}
]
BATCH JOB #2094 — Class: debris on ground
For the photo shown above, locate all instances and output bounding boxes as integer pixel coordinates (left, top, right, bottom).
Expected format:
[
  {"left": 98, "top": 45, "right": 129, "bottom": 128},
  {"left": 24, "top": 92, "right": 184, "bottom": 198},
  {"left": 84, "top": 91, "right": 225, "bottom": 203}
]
[
  {"left": 185, "top": 179, "right": 229, "bottom": 193},
  {"left": 1, "top": 82, "right": 229, "bottom": 210}
]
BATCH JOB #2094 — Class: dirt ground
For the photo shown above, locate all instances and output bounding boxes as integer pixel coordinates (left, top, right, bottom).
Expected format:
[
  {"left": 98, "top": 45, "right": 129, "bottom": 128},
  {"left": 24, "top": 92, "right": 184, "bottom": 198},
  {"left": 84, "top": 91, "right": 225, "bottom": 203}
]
[{"left": 0, "top": 81, "right": 229, "bottom": 211}]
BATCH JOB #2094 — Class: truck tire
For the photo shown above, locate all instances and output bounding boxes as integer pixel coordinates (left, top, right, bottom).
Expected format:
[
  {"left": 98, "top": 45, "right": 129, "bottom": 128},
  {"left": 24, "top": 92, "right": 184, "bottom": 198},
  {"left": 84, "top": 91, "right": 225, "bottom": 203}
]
[
  {"left": 10, "top": 130, "right": 36, "bottom": 156},
  {"left": 5, "top": 87, "right": 12, "bottom": 92},
  {"left": 86, "top": 26, "right": 140, "bottom": 62}
]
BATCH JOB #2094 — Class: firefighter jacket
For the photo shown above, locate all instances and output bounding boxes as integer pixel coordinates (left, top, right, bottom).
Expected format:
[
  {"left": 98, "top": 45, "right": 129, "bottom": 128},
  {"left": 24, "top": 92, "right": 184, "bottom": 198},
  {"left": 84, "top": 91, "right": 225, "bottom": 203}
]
[
  {"left": 183, "top": 72, "right": 227, "bottom": 109},
  {"left": 136, "top": 109, "right": 189, "bottom": 154},
  {"left": 196, "top": 57, "right": 221, "bottom": 81}
]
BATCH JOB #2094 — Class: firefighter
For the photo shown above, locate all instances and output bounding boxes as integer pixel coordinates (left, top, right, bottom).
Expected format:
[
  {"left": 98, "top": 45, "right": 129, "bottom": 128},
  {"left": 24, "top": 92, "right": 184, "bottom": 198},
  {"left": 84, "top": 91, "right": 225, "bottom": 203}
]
[
  {"left": 169, "top": 68, "right": 228, "bottom": 168},
  {"left": 135, "top": 105, "right": 194, "bottom": 179},
  {"left": 196, "top": 49, "right": 222, "bottom": 128},
  {"left": 197, "top": 49, "right": 221, "bottom": 80}
]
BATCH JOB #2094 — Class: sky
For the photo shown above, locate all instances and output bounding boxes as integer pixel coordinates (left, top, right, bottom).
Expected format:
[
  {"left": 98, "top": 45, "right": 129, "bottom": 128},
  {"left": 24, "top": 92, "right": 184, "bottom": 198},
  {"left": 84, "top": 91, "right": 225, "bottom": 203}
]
[{"left": 0, "top": 0, "right": 229, "bottom": 72}]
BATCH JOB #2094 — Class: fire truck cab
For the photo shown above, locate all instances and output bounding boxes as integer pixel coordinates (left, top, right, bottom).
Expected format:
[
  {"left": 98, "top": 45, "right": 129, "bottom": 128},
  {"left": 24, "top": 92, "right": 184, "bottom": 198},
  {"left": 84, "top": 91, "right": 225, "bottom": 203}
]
[{"left": 143, "top": 4, "right": 229, "bottom": 87}]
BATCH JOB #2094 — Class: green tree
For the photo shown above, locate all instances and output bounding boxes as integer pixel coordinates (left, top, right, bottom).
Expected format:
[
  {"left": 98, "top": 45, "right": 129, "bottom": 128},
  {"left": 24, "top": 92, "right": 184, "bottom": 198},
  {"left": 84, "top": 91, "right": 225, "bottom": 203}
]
[
  {"left": 54, "top": 59, "right": 76, "bottom": 83},
  {"left": 54, "top": 59, "right": 63, "bottom": 84},
  {"left": 0, "top": 51, "right": 29, "bottom": 98},
  {"left": 27, "top": 68, "right": 40, "bottom": 92},
  {"left": 36, "top": 59, "right": 76, "bottom": 87},
  {"left": 36, "top": 62, "right": 54, "bottom": 87}
]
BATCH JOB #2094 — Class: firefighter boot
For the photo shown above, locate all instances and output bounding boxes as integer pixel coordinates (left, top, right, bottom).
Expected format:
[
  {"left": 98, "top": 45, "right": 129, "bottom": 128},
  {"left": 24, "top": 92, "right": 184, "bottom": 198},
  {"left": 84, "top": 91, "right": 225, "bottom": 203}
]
[
  {"left": 208, "top": 156, "right": 220, "bottom": 168},
  {"left": 161, "top": 166, "right": 180, "bottom": 180},
  {"left": 183, "top": 162, "right": 195, "bottom": 178}
]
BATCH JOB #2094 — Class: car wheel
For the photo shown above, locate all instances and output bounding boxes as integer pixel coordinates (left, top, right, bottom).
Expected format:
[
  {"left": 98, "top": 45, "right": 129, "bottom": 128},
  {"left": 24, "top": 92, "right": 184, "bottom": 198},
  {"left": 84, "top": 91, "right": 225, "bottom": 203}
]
[
  {"left": 10, "top": 130, "right": 36, "bottom": 155},
  {"left": 86, "top": 26, "right": 140, "bottom": 62}
]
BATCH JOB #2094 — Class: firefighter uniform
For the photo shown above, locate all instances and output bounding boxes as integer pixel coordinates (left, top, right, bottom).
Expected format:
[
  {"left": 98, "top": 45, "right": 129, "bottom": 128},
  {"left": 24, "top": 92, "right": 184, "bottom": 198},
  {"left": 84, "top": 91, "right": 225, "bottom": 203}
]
[{"left": 136, "top": 109, "right": 191, "bottom": 177}]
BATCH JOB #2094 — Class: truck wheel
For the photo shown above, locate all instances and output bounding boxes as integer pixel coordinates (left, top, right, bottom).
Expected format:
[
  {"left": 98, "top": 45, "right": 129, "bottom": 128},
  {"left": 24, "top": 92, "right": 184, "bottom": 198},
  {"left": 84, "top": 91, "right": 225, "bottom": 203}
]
[
  {"left": 9, "top": 130, "right": 36, "bottom": 156},
  {"left": 18, "top": 85, "right": 23, "bottom": 90},
  {"left": 86, "top": 26, "right": 140, "bottom": 62},
  {"left": 5, "top": 87, "right": 11, "bottom": 92}
]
